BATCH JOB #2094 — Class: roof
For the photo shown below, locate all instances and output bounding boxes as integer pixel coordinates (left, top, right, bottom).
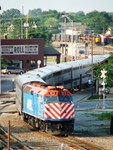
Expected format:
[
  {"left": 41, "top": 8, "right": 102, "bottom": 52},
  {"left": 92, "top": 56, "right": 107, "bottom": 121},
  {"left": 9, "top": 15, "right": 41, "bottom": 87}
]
[
  {"left": 44, "top": 47, "right": 61, "bottom": 56},
  {"left": 15, "top": 74, "right": 46, "bottom": 89}
]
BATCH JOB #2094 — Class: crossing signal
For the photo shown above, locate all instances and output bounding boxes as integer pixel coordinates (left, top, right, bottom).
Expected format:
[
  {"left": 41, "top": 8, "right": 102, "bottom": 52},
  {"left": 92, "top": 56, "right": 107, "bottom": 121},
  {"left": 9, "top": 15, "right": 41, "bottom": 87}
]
[{"left": 101, "top": 69, "right": 107, "bottom": 78}]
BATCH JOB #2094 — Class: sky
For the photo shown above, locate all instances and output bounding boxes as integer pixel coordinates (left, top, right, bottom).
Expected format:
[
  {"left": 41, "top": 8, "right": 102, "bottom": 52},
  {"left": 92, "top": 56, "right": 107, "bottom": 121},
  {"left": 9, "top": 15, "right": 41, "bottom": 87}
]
[{"left": 0, "top": 0, "right": 113, "bottom": 14}]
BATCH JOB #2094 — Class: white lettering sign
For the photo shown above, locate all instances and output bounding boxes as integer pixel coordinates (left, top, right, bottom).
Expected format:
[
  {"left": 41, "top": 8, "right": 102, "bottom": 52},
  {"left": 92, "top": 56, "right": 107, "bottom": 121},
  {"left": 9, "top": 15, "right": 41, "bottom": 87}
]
[{"left": 1, "top": 45, "right": 39, "bottom": 55}]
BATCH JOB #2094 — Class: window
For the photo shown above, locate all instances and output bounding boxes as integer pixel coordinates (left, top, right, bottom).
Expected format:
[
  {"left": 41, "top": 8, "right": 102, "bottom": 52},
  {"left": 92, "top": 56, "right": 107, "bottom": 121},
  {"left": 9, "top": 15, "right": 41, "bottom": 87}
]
[
  {"left": 45, "top": 96, "right": 58, "bottom": 104},
  {"left": 30, "top": 60, "right": 36, "bottom": 68},
  {"left": 59, "top": 96, "right": 72, "bottom": 103}
]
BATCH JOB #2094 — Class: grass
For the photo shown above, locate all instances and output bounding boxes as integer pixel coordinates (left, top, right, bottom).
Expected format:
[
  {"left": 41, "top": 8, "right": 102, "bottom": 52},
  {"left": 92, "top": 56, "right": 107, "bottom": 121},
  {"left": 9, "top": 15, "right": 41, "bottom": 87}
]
[
  {"left": 90, "top": 111, "right": 113, "bottom": 120},
  {"left": 98, "top": 112, "right": 113, "bottom": 120},
  {"left": 47, "top": 56, "right": 56, "bottom": 62},
  {"left": 88, "top": 94, "right": 99, "bottom": 100}
]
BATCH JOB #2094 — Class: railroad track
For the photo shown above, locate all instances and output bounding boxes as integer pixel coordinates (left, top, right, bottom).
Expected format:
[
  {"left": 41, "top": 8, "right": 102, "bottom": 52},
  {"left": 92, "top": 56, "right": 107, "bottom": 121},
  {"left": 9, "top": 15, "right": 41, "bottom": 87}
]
[
  {"left": 0, "top": 125, "right": 32, "bottom": 150},
  {"left": 57, "top": 135, "right": 105, "bottom": 150},
  {"left": 34, "top": 130, "right": 105, "bottom": 150},
  {"left": 23, "top": 121, "right": 106, "bottom": 150},
  {"left": 0, "top": 117, "right": 106, "bottom": 150}
]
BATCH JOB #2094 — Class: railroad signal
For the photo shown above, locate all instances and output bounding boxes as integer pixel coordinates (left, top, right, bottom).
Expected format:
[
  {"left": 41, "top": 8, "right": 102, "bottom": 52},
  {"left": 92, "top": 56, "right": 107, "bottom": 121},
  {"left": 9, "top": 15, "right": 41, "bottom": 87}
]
[
  {"left": 100, "top": 69, "right": 107, "bottom": 109},
  {"left": 101, "top": 81, "right": 105, "bottom": 86},
  {"left": 101, "top": 69, "right": 107, "bottom": 78}
]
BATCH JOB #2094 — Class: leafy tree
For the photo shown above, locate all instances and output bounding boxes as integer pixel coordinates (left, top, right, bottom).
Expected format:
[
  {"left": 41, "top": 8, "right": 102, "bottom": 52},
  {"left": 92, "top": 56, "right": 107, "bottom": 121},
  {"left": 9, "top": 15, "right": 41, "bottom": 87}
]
[
  {"left": 69, "top": 11, "right": 85, "bottom": 22},
  {"left": 43, "top": 17, "right": 59, "bottom": 28},
  {"left": 85, "top": 11, "right": 112, "bottom": 34},
  {"left": 2, "top": 9, "right": 22, "bottom": 18},
  {"left": 94, "top": 53, "right": 113, "bottom": 87},
  {"left": 28, "top": 8, "right": 42, "bottom": 17},
  {"left": 1, "top": 8, "right": 113, "bottom": 42}
]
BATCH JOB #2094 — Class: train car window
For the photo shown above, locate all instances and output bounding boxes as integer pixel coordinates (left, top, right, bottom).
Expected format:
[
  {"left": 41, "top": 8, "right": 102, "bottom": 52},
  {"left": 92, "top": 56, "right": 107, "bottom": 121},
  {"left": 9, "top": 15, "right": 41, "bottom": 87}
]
[
  {"left": 53, "top": 71, "right": 61, "bottom": 76},
  {"left": 42, "top": 77, "right": 46, "bottom": 81},
  {"left": 63, "top": 68, "right": 71, "bottom": 73},
  {"left": 64, "top": 79, "right": 72, "bottom": 84},
  {"left": 73, "top": 67, "right": 79, "bottom": 70},
  {"left": 46, "top": 74, "right": 53, "bottom": 80}
]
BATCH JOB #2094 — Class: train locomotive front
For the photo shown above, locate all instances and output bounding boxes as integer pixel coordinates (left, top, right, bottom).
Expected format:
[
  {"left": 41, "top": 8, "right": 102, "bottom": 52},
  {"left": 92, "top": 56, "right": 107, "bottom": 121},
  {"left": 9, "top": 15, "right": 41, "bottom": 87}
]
[{"left": 22, "top": 82, "right": 75, "bottom": 135}]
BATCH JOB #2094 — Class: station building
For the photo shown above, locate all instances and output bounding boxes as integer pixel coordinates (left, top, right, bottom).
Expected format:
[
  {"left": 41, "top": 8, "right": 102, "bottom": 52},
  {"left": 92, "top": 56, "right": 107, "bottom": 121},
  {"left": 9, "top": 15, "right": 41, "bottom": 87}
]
[{"left": 1, "top": 39, "right": 61, "bottom": 71}]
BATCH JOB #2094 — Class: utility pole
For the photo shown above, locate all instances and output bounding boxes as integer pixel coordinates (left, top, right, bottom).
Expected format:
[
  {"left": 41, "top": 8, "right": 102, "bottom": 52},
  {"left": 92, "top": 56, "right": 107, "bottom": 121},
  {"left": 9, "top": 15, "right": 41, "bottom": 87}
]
[
  {"left": 0, "top": 5, "right": 2, "bottom": 94},
  {"left": 64, "top": 16, "right": 67, "bottom": 62},
  {"left": 91, "top": 36, "right": 94, "bottom": 96},
  {"left": 24, "top": 15, "right": 29, "bottom": 39},
  {"left": 62, "top": 15, "right": 74, "bottom": 61},
  {"left": 26, "top": 15, "right": 29, "bottom": 39},
  {"left": 8, "top": 121, "right": 11, "bottom": 150},
  {"left": 71, "top": 21, "right": 74, "bottom": 61}
]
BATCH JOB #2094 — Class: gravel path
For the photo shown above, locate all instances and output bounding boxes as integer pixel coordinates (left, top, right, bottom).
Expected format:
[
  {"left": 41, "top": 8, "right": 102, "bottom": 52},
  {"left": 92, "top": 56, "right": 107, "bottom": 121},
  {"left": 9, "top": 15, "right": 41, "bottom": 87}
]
[{"left": 0, "top": 114, "right": 74, "bottom": 150}]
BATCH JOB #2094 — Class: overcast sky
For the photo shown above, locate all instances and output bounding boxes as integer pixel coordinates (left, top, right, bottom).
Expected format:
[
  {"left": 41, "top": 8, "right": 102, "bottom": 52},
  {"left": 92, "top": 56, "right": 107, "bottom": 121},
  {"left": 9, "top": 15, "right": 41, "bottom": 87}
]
[{"left": 1, "top": 0, "right": 113, "bottom": 14}]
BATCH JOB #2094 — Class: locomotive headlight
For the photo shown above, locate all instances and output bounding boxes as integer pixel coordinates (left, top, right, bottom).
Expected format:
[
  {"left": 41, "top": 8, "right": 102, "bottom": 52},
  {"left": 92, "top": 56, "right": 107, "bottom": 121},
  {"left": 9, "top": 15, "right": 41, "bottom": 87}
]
[
  {"left": 70, "top": 114, "right": 74, "bottom": 118},
  {"left": 47, "top": 107, "right": 50, "bottom": 111}
]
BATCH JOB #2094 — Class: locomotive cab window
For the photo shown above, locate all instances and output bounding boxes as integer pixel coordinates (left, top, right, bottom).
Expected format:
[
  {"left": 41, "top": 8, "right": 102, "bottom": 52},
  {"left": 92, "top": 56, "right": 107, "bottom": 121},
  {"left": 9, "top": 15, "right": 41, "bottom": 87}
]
[
  {"left": 45, "top": 96, "right": 58, "bottom": 104},
  {"left": 44, "top": 95, "right": 72, "bottom": 104},
  {"left": 59, "top": 95, "right": 72, "bottom": 103}
]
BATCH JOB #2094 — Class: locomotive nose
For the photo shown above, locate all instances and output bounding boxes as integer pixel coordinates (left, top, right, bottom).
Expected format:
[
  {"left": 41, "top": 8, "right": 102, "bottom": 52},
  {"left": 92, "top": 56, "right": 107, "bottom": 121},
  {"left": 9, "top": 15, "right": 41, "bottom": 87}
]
[{"left": 59, "top": 106, "right": 62, "bottom": 111}]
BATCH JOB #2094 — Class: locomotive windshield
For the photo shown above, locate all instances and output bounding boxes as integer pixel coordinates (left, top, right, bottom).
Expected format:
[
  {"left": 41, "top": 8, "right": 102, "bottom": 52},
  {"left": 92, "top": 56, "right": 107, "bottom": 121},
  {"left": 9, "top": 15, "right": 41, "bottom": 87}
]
[
  {"left": 45, "top": 95, "right": 72, "bottom": 104},
  {"left": 59, "top": 95, "right": 72, "bottom": 103}
]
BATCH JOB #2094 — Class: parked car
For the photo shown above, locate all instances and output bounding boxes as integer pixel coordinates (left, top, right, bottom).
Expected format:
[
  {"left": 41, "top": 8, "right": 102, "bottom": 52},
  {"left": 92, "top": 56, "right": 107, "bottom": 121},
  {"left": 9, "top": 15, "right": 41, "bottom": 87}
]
[{"left": 1, "top": 66, "right": 25, "bottom": 75}]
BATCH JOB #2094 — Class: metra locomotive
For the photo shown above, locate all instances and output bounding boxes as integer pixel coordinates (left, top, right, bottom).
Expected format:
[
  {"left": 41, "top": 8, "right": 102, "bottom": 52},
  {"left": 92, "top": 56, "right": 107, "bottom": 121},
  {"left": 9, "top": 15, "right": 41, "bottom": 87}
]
[{"left": 16, "top": 80, "right": 75, "bottom": 135}]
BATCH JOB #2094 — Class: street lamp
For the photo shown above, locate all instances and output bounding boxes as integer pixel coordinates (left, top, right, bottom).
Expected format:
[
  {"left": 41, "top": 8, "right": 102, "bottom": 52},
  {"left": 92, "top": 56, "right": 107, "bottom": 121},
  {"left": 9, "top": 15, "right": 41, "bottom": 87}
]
[
  {"left": 37, "top": 60, "right": 41, "bottom": 68},
  {"left": 0, "top": 6, "right": 2, "bottom": 94},
  {"left": 61, "top": 15, "right": 74, "bottom": 61}
]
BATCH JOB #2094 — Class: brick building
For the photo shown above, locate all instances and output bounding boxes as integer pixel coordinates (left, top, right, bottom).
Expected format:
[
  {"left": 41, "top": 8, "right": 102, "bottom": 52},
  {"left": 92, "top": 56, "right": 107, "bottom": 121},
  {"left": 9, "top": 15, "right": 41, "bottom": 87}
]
[
  {"left": 1, "top": 39, "right": 61, "bottom": 71},
  {"left": 1, "top": 39, "right": 44, "bottom": 70}
]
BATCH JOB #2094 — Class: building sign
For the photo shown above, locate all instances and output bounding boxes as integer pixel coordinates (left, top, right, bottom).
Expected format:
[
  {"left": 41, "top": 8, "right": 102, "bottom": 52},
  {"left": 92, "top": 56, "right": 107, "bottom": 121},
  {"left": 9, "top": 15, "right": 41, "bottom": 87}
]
[
  {"left": 1, "top": 45, "right": 39, "bottom": 55},
  {"left": 66, "top": 29, "right": 73, "bottom": 35}
]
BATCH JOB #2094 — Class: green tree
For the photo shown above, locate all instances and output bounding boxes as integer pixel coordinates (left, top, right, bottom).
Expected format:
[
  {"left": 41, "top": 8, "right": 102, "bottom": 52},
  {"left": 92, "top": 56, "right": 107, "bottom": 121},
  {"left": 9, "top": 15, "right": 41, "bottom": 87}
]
[
  {"left": 94, "top": 53, "right": 113, "bottom": 87},
  {"left": 85, "top": 11, "right": 112, "bottom": 34},
  {"left": 69, "top": 11, "right": 85, "bottom": 22},
  {"left": 43, "top": 17, "right": 58, "bottom": 28},
  {"left": 28, "top": 8, "right": 42, "bottom": 17},
  {"left": 2, "top": 8, "right": 22, "bottom": 18}
]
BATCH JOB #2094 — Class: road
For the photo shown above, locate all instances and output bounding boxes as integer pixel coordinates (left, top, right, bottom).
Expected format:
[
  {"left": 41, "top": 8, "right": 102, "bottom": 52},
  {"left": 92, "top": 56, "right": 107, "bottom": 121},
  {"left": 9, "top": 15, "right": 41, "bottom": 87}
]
[
  {"left": 73, "top": 88, "right": 113, "bottom": 110},
  {"left": 73, "top": 88, "right": 92, "bottom": 102},
  {"left": 1, "top": 75, "right": 16, "bottom": 93}
]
